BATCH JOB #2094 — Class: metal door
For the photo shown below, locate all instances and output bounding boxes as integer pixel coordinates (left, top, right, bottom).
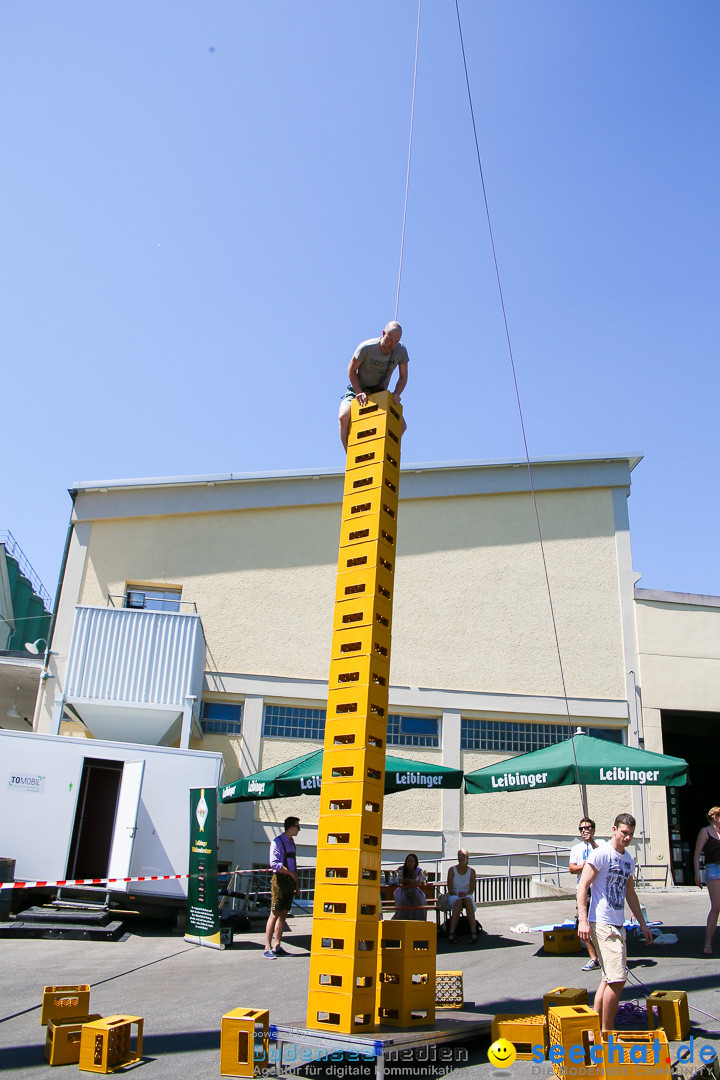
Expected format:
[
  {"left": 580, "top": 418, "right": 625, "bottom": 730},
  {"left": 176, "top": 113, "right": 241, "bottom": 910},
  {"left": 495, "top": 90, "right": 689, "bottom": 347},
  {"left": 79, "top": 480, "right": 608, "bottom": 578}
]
[{"left": 107, "top": 760, "right": 145, "bottom": 890}]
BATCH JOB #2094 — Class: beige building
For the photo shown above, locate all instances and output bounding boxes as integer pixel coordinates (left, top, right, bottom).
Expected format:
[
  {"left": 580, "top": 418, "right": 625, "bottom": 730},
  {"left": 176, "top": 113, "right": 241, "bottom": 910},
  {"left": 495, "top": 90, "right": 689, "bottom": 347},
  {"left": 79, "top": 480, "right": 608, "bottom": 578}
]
[{"left": 33, "top": 452, "right": 719, "bottom": 886}]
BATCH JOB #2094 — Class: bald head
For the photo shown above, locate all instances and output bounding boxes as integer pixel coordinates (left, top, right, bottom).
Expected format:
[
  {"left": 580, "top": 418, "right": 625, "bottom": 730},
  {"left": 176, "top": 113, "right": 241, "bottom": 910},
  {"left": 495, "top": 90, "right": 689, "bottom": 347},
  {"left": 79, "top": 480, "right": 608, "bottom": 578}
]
[{"left": 379, "top": 322, "right": 402, "bottom": 354}]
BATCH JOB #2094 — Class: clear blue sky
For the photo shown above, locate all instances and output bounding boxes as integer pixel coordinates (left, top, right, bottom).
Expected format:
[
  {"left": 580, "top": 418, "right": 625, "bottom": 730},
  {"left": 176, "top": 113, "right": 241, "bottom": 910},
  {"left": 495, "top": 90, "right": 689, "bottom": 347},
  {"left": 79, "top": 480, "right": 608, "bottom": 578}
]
[{"left": 3, "top": 1, "right": 719, "bottom": 601}]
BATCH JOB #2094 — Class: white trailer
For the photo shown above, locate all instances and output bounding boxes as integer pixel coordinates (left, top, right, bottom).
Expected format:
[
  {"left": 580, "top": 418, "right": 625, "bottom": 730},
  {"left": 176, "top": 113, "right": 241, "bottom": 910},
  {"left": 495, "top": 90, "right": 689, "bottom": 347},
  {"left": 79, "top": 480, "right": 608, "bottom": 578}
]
[{"left": 0, "top": 730, "right": 223, "bottom": 903}]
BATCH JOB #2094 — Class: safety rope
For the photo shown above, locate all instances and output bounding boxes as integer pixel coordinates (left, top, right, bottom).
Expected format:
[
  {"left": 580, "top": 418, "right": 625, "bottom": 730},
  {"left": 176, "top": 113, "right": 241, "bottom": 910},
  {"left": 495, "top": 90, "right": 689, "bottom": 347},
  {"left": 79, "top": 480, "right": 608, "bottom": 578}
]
[
  {"left": 453, "top": 0, "right": 586, "bottom": 814},
  {"left": 394, "top": 0, "right": 422, "bottom": 323}
]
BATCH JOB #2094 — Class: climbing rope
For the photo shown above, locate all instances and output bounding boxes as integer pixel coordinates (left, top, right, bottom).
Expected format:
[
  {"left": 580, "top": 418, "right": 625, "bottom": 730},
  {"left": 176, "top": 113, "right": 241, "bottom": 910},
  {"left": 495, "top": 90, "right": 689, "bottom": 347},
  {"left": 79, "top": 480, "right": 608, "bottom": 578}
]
[
  {"left": 453, "top": 0, "right": 586, "bottom": 812},
  {"left": 395, "top": 0, "right": 422, "bottom": 323}
]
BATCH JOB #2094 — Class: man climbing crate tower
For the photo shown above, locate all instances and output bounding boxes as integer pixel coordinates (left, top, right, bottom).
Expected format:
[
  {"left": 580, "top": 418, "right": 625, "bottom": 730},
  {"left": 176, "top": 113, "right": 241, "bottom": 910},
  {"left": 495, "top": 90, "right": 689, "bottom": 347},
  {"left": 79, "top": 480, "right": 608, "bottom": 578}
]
[{"left": 307, "top": 390, "right": 406, "bottom": 1034}]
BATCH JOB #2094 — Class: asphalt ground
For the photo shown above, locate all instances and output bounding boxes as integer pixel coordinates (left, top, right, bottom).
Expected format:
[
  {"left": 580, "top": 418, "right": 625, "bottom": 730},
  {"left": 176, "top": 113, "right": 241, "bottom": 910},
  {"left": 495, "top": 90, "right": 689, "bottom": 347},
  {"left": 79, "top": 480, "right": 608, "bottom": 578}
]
[{"left": 1, "top": 889, "right": 718, "bottom": 1080}]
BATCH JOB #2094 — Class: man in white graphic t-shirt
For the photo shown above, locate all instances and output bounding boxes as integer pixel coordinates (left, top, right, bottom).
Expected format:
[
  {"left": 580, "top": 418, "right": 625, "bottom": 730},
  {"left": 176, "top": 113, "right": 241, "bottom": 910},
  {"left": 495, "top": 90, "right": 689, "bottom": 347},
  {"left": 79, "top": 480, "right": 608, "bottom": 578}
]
[{"left": 577, "top": 812, "right": 652, "bottom": 1030}]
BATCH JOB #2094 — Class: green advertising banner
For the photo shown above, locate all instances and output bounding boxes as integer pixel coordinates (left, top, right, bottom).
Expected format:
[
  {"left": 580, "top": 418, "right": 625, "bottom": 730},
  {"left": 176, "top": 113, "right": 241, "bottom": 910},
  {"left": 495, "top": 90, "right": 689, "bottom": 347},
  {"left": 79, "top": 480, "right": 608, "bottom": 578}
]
[{"left": 185, "top": 787, "right": 222, "bottom": 949}]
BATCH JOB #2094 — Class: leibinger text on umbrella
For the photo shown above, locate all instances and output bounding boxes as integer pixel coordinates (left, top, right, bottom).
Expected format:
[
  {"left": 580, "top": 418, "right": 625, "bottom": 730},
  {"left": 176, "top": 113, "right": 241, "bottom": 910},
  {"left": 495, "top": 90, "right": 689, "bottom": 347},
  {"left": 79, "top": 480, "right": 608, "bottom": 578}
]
[
  {"left": 491, "top": 771, "right": 549, "bottom": 789},
  {"left": 599, "top": 767, "right": 660, "bottom": 783},
  {"left": 394, "top": 772, "right": 444, "bottom": 787},
  {"left": 300, "top": 776, "right": 322, "bottom": 791}
]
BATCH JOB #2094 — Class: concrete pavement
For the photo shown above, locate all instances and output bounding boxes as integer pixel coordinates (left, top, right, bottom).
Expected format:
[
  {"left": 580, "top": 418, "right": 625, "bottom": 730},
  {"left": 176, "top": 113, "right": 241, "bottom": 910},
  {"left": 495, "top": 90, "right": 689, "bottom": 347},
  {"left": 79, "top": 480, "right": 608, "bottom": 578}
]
[{"left": 1, "top": 889, "right": 718, "bottom": 1079}]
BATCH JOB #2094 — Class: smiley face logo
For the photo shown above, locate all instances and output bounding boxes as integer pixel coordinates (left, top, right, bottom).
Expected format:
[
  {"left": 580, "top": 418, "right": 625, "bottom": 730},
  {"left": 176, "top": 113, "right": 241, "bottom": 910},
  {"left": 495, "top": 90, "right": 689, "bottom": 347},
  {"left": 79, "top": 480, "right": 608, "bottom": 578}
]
[{"left": 488, "top": 1038, "right": 517, "bottom": 1068}]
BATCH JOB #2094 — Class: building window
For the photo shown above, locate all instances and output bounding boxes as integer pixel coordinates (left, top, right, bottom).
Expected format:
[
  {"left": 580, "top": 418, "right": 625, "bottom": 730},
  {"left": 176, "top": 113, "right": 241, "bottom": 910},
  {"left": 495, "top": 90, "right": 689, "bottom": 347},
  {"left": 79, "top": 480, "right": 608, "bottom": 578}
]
[
  {"left": 263, "top": 705, "right": 326, "bottom": 740},
  {"left": 387, "top": 714, "right": 439, "bottom": 748},
  {"left": 460, "top": 720, "right": 623, "bottom": 752},
  {"left": 201, "top": 701, "right": 243, "bottom": 735},
  {"left": 125, "top": 585, "right": 182, "bottom": 612}
]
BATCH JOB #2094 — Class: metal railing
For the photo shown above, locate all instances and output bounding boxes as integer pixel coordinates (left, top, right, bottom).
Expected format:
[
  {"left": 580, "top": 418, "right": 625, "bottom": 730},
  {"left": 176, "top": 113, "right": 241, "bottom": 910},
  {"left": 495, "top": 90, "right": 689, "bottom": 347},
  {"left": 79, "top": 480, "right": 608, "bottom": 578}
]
[
  {"left": 222, "top": 844, "right": 574, "bottom": 919},
  {"left": 106, "top": 593, "right": 198, "bottom": 613},
  {"left": 0, "top": 531, "right": 52, "bottom": 608}
]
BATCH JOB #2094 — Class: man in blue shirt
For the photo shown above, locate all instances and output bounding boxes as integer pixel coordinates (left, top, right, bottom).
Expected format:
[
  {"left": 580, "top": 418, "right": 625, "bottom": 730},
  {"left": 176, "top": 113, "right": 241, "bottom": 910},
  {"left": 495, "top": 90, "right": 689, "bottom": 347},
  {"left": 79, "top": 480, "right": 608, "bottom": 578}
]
[{"left": 264, "top": 816, "right": 300, "bottom": 958}]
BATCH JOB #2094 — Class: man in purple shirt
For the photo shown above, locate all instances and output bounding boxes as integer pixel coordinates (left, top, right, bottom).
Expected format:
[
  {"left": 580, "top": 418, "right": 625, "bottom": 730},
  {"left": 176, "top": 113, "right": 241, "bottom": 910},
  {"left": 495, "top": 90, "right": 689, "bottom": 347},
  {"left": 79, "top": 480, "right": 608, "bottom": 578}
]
[{"left": 264, "top": 816, "right": 300, "bottom": 958}]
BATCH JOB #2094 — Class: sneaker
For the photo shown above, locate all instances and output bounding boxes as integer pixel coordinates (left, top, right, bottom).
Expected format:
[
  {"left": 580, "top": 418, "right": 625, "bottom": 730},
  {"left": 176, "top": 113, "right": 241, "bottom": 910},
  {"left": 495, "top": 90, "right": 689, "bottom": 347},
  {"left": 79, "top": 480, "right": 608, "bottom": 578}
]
[
  {"left": 581, "top": 958, "right": 600, "bottom": 971},
  {"left": 263, "top": 948, "right": 278, "bottom": 959},
  {"left": 272, "top": 945, "right": 288, "bottom": 956}
]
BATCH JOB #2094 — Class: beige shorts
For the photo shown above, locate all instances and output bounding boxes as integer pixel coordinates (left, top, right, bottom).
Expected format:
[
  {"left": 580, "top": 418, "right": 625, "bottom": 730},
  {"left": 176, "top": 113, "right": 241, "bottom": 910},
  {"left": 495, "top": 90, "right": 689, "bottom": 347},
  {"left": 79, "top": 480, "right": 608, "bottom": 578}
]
[{"left": 589, "top": 922, "right": 627, "bottom": 984}]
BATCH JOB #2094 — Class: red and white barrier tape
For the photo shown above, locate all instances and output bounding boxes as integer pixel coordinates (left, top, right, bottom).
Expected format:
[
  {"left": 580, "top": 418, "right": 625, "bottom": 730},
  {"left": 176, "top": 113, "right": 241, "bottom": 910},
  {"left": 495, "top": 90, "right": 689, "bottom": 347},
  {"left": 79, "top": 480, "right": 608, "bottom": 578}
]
[{"left": 0, "top": 874, "right": 189, "bottom": 891}]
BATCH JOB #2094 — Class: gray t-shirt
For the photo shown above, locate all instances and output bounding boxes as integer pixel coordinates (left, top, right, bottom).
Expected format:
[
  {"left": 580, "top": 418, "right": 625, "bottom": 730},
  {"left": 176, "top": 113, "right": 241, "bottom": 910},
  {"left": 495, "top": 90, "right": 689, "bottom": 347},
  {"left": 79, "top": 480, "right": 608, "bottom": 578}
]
[
  {"left": 587, "top": 843, "right": 635, "bottom": 926},
  {"left": 352, "top": 338, "right": 409, "bottom": 392}
]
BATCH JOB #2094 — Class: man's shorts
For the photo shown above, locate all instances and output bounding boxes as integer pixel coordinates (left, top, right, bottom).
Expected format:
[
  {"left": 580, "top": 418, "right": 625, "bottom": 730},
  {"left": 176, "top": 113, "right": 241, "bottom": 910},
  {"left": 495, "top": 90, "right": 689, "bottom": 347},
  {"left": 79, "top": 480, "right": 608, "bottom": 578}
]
[
  {"left": 271, "top": 874, "right": 295, "bottom": 915},
  {"left": 340, "top": 383, "right": 383, "bottom": 404},
  {"left": 589, "top": 922, "right": 627, "bottom": 984}
]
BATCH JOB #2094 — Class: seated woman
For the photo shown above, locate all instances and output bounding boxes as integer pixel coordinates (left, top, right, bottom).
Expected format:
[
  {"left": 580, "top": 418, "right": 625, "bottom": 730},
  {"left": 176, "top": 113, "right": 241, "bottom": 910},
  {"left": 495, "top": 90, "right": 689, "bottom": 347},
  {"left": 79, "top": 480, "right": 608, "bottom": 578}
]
[
  {"left": 393, "top": 853, "right": 428, "bottom": 920},
  {"left": 446, "top": 848, "right": 477, "bottom": 942}
]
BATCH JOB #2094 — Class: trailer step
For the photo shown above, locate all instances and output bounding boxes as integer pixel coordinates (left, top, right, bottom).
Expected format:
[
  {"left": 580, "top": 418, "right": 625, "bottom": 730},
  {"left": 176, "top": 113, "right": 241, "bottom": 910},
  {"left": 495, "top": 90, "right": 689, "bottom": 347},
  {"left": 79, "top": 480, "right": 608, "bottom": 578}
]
[
  {"left": 17, "top": 906, "right": 112, "bottom": 926},
  {"left": 0, "top": 918, "right": 125, "bottom": 941}
]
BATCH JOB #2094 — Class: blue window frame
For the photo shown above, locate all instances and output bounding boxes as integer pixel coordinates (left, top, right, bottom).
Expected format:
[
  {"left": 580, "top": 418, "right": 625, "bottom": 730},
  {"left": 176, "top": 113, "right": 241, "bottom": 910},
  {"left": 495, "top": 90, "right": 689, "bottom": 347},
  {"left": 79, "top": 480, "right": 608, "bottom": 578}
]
[
  {"left": 387, "top": 714, "right": 439, "bottom": 748},
  {"left": 201, "top": 701, "right": 243, "bottom": 735},
  {"left": 263, "top": 705, "right": 326, "bottom": 741},
  {"left": 461, "top": 719, "right": 623, "bottom": 752}
]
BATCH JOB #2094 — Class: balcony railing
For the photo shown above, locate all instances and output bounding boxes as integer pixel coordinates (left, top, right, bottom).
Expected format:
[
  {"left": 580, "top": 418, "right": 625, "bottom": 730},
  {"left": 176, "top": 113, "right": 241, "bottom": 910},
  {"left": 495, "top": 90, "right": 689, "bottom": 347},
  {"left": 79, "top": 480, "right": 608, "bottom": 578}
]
[{"left": 65, "top": 605, "right": 206, "bottom": 710}]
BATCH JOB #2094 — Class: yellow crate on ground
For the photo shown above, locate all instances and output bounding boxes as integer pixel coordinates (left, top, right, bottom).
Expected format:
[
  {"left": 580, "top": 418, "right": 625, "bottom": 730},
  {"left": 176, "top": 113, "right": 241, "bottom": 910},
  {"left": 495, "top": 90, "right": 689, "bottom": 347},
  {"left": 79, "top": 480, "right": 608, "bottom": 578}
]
[
  {"left": 41, "top": 984, "right": 91, "bottom": 1026},
  {"left": 492, "top": 1014, "right": 548, "bottom": 1059},
  {"left": 45, "top": 1015, "right": 102, "bottom": 1065},
  {"left": 601, "top": 1029, "right": 670, "bottom": 1079},
  {"left": 78, "top": 1015, "right": 143, "bottom": 1074},
  {"left": 547, "top": 1005, "right": 602, "bottom": 1080},
  {"left": 647, "top": 990, "right": 690, "bottom": 1040},
  {"left": 220, "top": 1008, "right": 269, "bottom": 1077},
  {"left": 306, "top": 988, "right": 376, "bottom": 1034},
  {"left": 543, "top": 987, "right": 589, "bottom": 1016},
  {"left": 543, "top": 928, "right": 582, "bottom": 954},
  {"left": 436, "top": 971, "right": 464, "bottom": 1009}
]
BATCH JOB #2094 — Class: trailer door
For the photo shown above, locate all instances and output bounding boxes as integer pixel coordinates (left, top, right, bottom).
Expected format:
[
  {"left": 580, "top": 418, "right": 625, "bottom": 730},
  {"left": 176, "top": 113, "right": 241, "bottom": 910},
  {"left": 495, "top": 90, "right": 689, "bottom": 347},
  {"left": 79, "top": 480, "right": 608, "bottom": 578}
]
[{"left": 107, "top": 760, "right": 145, "bottom": 891}]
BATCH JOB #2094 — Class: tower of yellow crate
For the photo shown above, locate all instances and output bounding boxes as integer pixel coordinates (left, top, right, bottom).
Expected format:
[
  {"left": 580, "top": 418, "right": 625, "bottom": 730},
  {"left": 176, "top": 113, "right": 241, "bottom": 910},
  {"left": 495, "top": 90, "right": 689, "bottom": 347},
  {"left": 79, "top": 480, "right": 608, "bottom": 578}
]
[{"left": 307, "top": 390, "right": 427, "bottom": 1035}]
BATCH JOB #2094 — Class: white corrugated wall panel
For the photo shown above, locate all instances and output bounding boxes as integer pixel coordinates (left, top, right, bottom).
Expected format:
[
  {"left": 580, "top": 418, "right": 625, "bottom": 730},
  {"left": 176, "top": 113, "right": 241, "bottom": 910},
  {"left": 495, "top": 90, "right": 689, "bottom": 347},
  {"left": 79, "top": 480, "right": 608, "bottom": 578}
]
[{"left": 65, "top": 606, "right": 206, "bottom": 707}]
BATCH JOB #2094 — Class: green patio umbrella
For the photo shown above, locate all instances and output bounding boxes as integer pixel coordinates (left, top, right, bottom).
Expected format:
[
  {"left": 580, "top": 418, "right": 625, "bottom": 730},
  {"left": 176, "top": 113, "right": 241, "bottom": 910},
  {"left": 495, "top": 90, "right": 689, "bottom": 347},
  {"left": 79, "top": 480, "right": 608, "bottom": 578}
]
[
  {"left": 220, "top": 748, "right": 463, "bottom": 803},
  {"left": 463, "top": 731, "right": 688, "bottom": 795}
]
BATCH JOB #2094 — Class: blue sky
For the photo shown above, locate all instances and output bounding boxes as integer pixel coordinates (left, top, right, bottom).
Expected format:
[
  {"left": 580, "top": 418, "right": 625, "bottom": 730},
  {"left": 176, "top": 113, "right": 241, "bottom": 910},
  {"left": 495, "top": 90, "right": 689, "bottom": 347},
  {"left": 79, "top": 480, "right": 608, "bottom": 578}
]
[{"left": 3, "top": 1, "right": 719, "bottom": 600}]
